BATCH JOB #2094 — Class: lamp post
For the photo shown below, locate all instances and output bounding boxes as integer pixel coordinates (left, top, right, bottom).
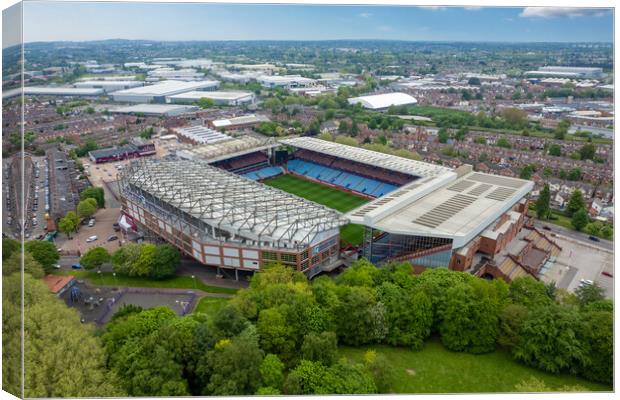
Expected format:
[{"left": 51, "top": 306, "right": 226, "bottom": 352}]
[
  {"left": 97, "top": 270, "right": 102, "bottom": 286},
  {"left": 191, "top": 275, "right": 196, "bottom": 290},
  {"left": 112, "top": 272, "right": 117, "bottom": 287}
]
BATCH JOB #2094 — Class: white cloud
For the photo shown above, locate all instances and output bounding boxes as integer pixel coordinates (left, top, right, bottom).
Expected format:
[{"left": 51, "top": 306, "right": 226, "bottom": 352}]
[
  {"left": 463, "top": 6, "right": 482, "bottom": 11},
  {"left": 520, "top": 7, "right": 610, "bottom": 19},
  {"left": 377, "top": 25, "right": 394, "bottom": 32},
  {"left": 358, "top": 12, "right": 372, "bottom": 18},
  {"left": 418, "top": 6, "right": 446, "bottom": 11}
]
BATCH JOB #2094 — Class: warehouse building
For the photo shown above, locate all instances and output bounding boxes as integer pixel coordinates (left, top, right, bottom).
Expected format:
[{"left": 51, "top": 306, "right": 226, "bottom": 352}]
[
  {"left": 525, "top": 66, "right": 605, "bottom": 79},
  {"left": 3, "top": 86, "right": 104, "bottom": 99},
  {"left": 258, "top": 75, "right": 317, "bottom": 89},
  {"left": 112, "top": 80, "right": 219, "bottom": 103},
  {"left": 347, "top": 92, "right": 418, "bottom": 110},
  {"left": 147, "top": 68, "right": 206, "bottom": 81},
  {"left": 167, "top": 90, "right": 255, "bottom": 106},
  {"left": 111, "top": 104, "right": 199, "bottom": 116},
  {"left": 73, "top": 80, "right": 144, "bottom": 93}
]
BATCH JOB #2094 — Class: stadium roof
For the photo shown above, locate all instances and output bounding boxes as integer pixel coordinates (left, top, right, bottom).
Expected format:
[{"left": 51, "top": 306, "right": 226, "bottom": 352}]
[
  {"left": 212, "top": 114, "right": 270, "bottom": 128},
  {"left": 112, "top": 80, "right": 219, "bottom": 97},
  {"left": 120, "top": 158, "right": 347, "bottom": 246},
  {"left": 173, "top": 126, "right": 231, "bottom": 145},
  {"left": 347, "top": 170, "right": 534, "bottom": 248},
  {"left": 347, "top": 92, "right": 417, "bottom": 109},
  {"left": 279, "top": 137, "right": 451, "bottom": 178},
  {"left": 177, "top": 135, "right": 279, "bottom": 163}
]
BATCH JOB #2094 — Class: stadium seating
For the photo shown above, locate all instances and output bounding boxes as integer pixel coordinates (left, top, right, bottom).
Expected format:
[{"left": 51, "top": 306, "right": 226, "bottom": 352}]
[
  {"left": 213, "top": 152, "right": 269, "bottom": 173},
  {"left": 295, "top": 149, "right": 414, "bottom": 186},
  {"left": 242, "top": 166, "right": 284, "bottom": 181},
  {"left": 287, "top": 159, "right": 398, "bottom": 198}
]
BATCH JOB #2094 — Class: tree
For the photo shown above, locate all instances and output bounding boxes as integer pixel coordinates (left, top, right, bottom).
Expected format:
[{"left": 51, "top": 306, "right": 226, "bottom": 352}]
[
  {"left": 3, "top": 273, "right": 124, "bottom": 397},
  {"left": 519, "top": 165, "right": 533, "bottom": 180},
  {"left": 439, "top": 280, "right": 505, "bottom": 354},
  {"left": 574, "top": 282, "right": 605, "bottom": 306},
  {"left": 80, "top": 247, "right": 111, "bottom": 270},
  {"left": 24, "top": 240, "right": 59, "bottom": 273},
  {"left": 338, "top": 120, "right": 349, "bottom": 134},
  {"left": 204, "top": 332, "right": 264, "bottom": 395},
  {"left": 111, "top": 243, "right": 142, "bottom": 275},
  {"left": 77, "top": 198, "right": 98, "bottom": 219},
  {"left": 363, "top": 350, "right": 394, "bottom": 393},
  {"left": 509, "top": 277, "right": 552, "bottom": 309},
  {"left": 578, "top": 143, "right": 596, "bottom": 160},
  {"left": 376, "top": 282, "right": 432, "bottom": 349},
  {"left": 554, "top": 120, "right": 570, "bottom": 140},
  {"left": 59, "top": 211, "right": 79, "bottom": 238},
  {"left": 567, "top": 168, "right": 582, "bottom": 181},
  {"left": 80, "top": 187, "right": 105, "bottom": 208},
  {"left": 548, "top": 144, "right": 562, "bottom": 157},
  {"left": 132, "top": 243, "right": 157, "bottom": 276},
  {"left": 259, "top": 354, "right": 285, "bottom": 389},
  {"left": 578, "top": 310, "right": 612, "bottom": 384},
  {"left": 501, "top": 108, "right": 528, "bottom": 128},
  {"left": 571, "top": 208, "right": 589, "bottom": 231},
  {"left": 437, "top": 128, "right": 449, "bottom": 144},
  {"left": 566, "top": 189, "right": 585, "bottom": 217},
  {"left": 3, "top": 251, "right": 45, "bottom": 279},
  {"left": 535, "top": 184, "right": 551, "bottom": 220},
  {"left": 300, "top": 331, "right": 338, "bottom": 366},
  {"left": 496, "top": 138, "right": 512, "bottom": 149},
  {"left": 498, "top": 304, "right": 528, "bottom": 348},
  {"left": 151, "top": 244, "right": 180, "bottom": 279},
  {"left": 2, "top": 238, "right": 20, "bottom": 261},
  {"left": 257, "top": 307, "right": 295, "bottom": 362},
  {"left": 213, "top": 303, "right": 249, "bottom": 338},
  {"left": 334, "top": 286, "right": 387, "bottom": 346},
  {"left": 513, "top": 304, "right": 589, "bottom": 374},
  {"left": 197, "top": 97, "right": 215, "bottom": 109}
]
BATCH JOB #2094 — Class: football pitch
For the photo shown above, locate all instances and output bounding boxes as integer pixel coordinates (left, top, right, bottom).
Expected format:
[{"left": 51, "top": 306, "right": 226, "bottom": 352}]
[{"left": 263, "top": 174, "right": 369, "bottom": 245}]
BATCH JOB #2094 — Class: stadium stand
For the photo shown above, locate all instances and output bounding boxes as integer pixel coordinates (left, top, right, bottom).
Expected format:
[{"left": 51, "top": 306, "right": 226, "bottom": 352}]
[
  {"left": 242, "top": 166, "right": 285, "bottom": 181},
  {"left": 287, "top": 158, "right": 398, "bottom": 197},
  {"left": 212, "top": 151, "right": 268, "bottom": 173}
]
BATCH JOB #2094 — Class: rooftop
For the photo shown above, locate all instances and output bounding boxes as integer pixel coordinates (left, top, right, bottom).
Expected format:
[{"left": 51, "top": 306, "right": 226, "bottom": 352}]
[
  {"left": 112, "top": 80, "right": 219, "bottom": 97},
  {"left": 279, "top": 137, "right": 450, "bottom": 178},
  {"left": 347, "top": 171, "right": 534, "bottom": 248},
  {"left": 212, "top": 114, "right": 270, "bottom": 128},
  {"left": 120, "top": 158, "right": 347, "bottom": 246},
  {"left": 173, "top": 126, "right": 231, "bottom": 145},
  {"left": 347, "top": 92, "right": 417, "bottom": 109},
  {"left": 111, "top": 104, "right": 199, "bottom": 115},
  {"left": 167, "top": 90, "right": 254, "bottom": 101},
  {"left": 42, "top": 275, "right": 75, "bottom": 294}
]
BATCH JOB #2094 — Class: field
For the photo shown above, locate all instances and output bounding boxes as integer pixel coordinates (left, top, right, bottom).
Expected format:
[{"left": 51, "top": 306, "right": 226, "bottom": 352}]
[
  {"left": 339, "top": 338, "right": 611, "bottom": 393},
  {"left": 193, "top": 297, "right": 229, "bottom": 318},
  {"left": 263, "top": 174, "right": 369, "bottom": 245}
]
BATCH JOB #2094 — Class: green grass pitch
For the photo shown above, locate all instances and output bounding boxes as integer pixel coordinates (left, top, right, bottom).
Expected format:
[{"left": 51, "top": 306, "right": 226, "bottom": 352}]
[{"left": 263, "top": 174, "right": 369, "bottom": 245}]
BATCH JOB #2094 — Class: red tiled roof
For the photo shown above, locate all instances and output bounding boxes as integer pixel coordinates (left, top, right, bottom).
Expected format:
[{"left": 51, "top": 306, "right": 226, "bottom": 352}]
[{"left": 42, "top": 275, "right": 75, "bottom": 294}]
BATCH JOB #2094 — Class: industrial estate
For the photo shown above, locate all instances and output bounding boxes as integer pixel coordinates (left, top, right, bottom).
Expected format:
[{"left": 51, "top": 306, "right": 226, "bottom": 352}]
[{"left": 2, "top": 3, "right": 614, "bottom": 398}]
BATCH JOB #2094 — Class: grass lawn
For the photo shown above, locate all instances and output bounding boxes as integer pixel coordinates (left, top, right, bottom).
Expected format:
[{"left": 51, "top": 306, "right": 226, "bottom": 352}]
[
  {"left": 58, "top": 270, "right": 238, "bottom": 295},
  {"left": 339, "top": 338, "right": 610, "bottom": 393},
  {"left": 193, "top": 297, "right": 229, "bottom": 318},
  {"left": 264, "top": 174, "right": 370, "bottom": 245},
  {"left": 527, "top": 208, "right": 574, "bottom": 231}
]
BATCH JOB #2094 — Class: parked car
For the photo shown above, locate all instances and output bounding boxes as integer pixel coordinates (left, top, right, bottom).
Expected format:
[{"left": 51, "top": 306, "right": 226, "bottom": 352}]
[
  {"left": 88, "top": 219, "right": 95, "bottom": 227},
  {"left": 579, "top": 279, "right": 594, "bottom": 286},
  {"left": 542, "top": 226, "right": 551, "bottom": 231},
  {"left": 107, "top": 235, "right": 119, "bottom": 242},
  {"left": 53, "top": 264, "right": 61, "bottom": 269},
  {"left": 71, "top": 263, "right": 81, "bottom": 269},
  {"left": 86, "top": 235, "right": 98, "bottom": 243},
  {"left": 602, "top": 271, "right": 613, "bottom": 278},
  {"left": 588, "top": 235, "right": 600, "bottom": 242}
]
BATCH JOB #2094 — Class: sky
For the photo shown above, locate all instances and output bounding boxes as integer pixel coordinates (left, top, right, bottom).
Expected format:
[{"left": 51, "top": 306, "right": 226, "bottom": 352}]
[{"left": 6, "top": 2, "right": 615, "bottom": 47}]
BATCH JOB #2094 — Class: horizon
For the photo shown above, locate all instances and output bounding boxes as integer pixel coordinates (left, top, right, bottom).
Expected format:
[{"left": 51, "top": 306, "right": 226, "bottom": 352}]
[{"left": 2, "top": 3, "right": 613, "bottom": 48}]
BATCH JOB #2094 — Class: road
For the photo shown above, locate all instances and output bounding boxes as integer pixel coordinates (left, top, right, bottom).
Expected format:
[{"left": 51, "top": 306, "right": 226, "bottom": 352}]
[{"left": 532, "top": 219, "right": 613, "bottom": 251}]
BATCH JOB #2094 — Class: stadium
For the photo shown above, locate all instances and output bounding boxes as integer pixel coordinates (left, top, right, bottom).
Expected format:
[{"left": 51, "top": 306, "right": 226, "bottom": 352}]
[{"left": 118, "top": 137, "right": 534, "bottom": 278}]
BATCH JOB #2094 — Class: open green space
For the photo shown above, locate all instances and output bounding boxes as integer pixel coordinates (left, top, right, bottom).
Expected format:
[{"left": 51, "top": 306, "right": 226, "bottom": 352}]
[
  {"left": 264, "top": 174, "right": 370, "bottom": 245},
  {"left": 57, "top": 270, "right": 238, "bottom": 295},
  {"left": 193, "top": 297, "right": 229, "bottom": 318},
  {"left": 339, "top": 338, "right": 610, "bottom": 394}
]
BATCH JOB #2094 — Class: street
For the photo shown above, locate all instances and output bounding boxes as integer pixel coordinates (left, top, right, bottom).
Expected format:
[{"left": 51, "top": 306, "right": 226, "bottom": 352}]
[{"left": 532, "top": 219, "right": 613, "bottom": 251}]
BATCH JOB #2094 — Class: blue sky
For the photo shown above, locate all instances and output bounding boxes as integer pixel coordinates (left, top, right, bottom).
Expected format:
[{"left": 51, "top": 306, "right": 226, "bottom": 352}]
[{"left": 18, "top": 3, "right": 614, "bottom": 44}]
